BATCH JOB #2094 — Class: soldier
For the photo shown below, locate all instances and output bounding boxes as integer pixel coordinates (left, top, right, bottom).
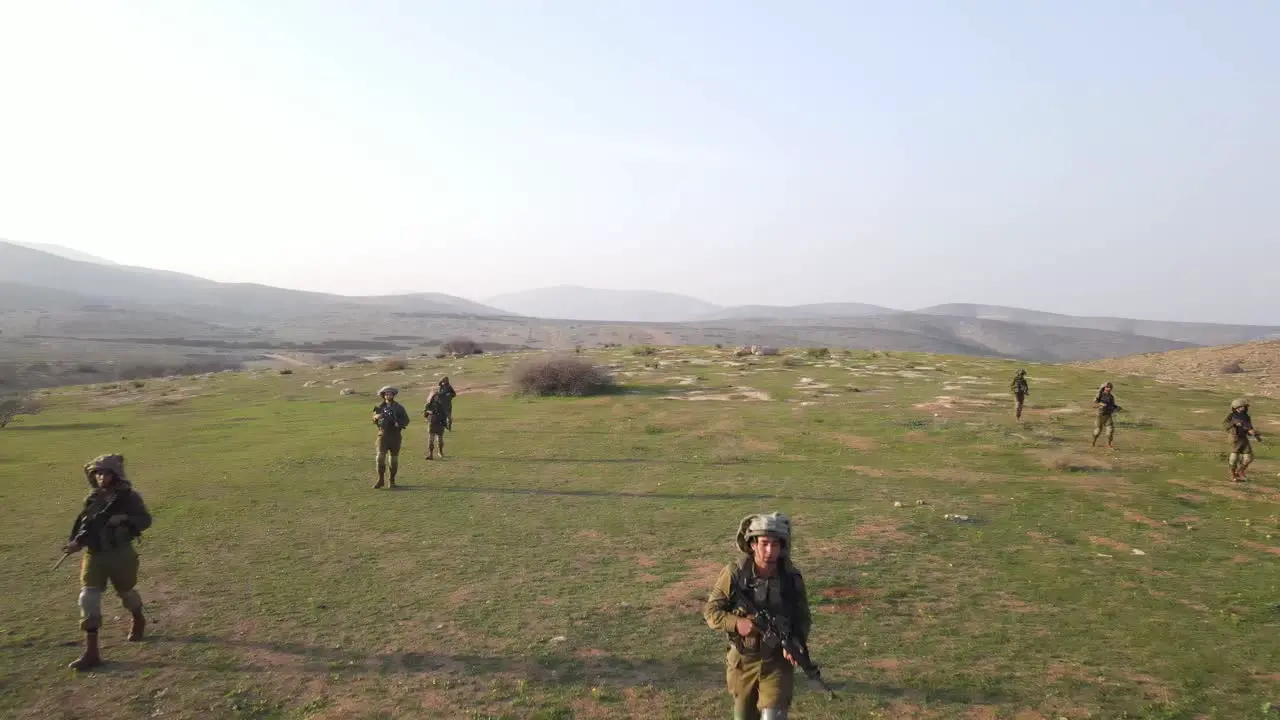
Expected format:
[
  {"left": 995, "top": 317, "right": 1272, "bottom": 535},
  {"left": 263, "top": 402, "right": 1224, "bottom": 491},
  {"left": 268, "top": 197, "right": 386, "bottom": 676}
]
[
  {"left": 1224, "top": 398, "right": 1263, "bottom": 482},
  {"left": 62, "top": 453, "right": 153, "bottom": 671},
  {"left": 423, "top": 377, "right": 457, "bottom": 460},
  {"left": 704, "top": 512, "right": 813, "bottom": 720},
  {"left": 1091, "top": 382, "right": 1121, "bottom": 448},
  {"left": 1011, "top": 369, "right": 1030, "bottom": 420},
  {"left": 371, "top": 386, "right": 410, "bottom": 488}
]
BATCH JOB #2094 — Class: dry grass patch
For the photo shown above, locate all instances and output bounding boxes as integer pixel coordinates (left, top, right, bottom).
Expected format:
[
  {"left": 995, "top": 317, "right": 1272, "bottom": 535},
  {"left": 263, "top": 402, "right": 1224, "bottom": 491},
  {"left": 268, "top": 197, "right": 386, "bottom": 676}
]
[{"left": 827, "top": 432, "right": 880, "bottom": 451}]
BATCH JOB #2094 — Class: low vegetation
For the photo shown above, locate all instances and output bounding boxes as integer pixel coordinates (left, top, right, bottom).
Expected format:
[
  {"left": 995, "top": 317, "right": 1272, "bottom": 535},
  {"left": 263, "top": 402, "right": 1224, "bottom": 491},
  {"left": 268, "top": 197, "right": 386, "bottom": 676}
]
[
  {"left": 376, "top": 357, "right": 408, "bottom": 372},
  {"left": 442, "top": 337, "right": 484, "bottom": 356},
  {"left": 1, "top": 345, "right": 1277, "bottom": 718},
  {"left": 0, "top": 394, "right": 39, "bottom": 428},
  {"left": 511, "top": 354, "right": 615, "bottom": 396}
]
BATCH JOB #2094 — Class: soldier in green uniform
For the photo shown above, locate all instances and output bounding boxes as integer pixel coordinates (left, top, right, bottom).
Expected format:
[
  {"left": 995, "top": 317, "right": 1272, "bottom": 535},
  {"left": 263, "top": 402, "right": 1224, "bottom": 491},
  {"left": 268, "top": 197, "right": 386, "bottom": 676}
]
[
  {"left": 423, "top": 377, "right": 457, "bottom": 460},
  {"left": 62, "top": 453, "right": 153, "bottom": 671},
  {"left": 371, "top": 386, "right": 410, "bottom": 488},
  {"left": 1224, "top": 398, "right": 1263, "bottom": 482},
  {"left": 1092, "top": 382, "right": 1121, "bottom": 448},
  {"left": 704, "top": 512, "right": 813, "bottom": 720},
  {"left": 1011, "top": 369, "right": 1029, "bottom": 420}
]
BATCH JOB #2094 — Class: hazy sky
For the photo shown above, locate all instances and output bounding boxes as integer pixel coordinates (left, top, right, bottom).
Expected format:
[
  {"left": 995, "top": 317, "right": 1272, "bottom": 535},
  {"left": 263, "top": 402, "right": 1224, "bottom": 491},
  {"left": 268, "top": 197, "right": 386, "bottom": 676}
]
[{"left": 1, "top": 1, "right": 1277, "bottom": 324}]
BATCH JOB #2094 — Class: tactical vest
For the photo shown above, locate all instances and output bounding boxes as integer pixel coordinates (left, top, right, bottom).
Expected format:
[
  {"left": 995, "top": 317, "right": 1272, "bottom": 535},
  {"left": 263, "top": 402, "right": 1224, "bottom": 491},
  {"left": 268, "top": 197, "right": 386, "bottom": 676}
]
[{"left": 725, "top": 555, "right": 801, "bottom": 655}]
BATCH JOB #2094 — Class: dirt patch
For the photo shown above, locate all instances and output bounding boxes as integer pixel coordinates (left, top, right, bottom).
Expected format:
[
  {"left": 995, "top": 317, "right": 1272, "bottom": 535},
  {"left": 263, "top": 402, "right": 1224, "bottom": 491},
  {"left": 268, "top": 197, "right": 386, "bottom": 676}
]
[
  {"left": 741, "top": 437, "right": 780, "bottom": 453},
  {"left": 635, "top": 555, "right": 658, "bottom": 568},
  {"left": 637, "top": 574, "right": 660, "bottom": 582},
  {"left": 655, "top": 560, "right": 723, "bottom": 613},
  {"left": 964, "top": 707, "right": 1001, "bottom": 720},
  {"left": 1243, "top": 540, "right": 1280, "bottom": 556},
  {"left": 818, "top": 586, "right": 875, "bottom": 615},
  {"left": 1124, "top": 511, "right": 1164, "bottom": 528},
  {"left": 1180, "top": 430, "right": 1226, "bottom": 445},
  {"left": 1088, "top": 536, "right": 1130, "bottom": 552},
  {"left": 1168, "top": 478, "right": 1252, "bottom": 501},
  {"left": 845, "top": 465, "right": 891, "bottom": 477},
  {"left": 854, "top": 520, "right": 913, "bottom": 545},
  {"left": 864, "top": 657, "right": 905, "bottom": 671},
  {"left": 827, "top": 433, "right": 880, "bottom": 451},
  {"left": 1029, "top": 449, "right": 1113, "bottom": 472},
  {"left": 904, "top": 430, "right": 929, "bottom": 442},
  {"left": 1176, "top": 493, "right": 1207, "bottom": 504}
]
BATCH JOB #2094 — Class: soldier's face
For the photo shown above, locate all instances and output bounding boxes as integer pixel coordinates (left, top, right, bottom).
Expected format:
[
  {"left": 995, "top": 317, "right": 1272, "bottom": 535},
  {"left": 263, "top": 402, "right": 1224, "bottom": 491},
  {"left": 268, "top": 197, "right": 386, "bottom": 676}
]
[
  {"left": 93, "top": 470, "right": 114, "bottom": 488},
  {"left": 752, "top": 535, "right": 784, "bottom": 564}
]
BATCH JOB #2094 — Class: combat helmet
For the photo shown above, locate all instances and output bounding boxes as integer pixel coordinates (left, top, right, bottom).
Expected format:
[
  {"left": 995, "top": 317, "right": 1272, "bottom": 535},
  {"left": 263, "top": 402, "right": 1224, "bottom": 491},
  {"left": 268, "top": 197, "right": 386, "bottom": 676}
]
[
  {"left": 1232, "top": 398, "right": 1249, "bottom": 410},
  {"left": 378, "top": 386, "right": 399, "bottom": 398},
  {"left": 736, "top": 512, "right": 791, "bottom": 555},
  {"left": 83, "top": 453, "right": 129, "bottom": 488}
]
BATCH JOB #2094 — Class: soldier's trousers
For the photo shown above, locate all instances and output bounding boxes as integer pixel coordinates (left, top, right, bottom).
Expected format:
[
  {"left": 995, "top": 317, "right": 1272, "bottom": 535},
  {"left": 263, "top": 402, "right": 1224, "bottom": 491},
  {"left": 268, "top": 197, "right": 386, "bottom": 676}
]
[
  {"left": 376, "top": 432, "right": 402, "bottom": 474},
  {"left": 1230, "top": 438, "right": 1253, "bottom": 471},
  {"left": 1014, "top": 392, "right": 1025, "bottom": 416},
  {"left": 1094, "top": 413, "right": 1114, "bottom": 441},
  {"left": 79, "top": 545, "right": 142, "bottom": 632},
  {"left": 726, "top": 647, "right": 794, "bottom": 719}
]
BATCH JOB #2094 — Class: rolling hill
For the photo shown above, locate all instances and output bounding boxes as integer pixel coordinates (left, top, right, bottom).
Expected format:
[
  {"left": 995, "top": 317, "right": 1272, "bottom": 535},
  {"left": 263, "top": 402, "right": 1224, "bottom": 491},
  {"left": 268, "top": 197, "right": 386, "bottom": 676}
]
[{"left": 485, "top": 285, "right": 721, "bottom": 322}]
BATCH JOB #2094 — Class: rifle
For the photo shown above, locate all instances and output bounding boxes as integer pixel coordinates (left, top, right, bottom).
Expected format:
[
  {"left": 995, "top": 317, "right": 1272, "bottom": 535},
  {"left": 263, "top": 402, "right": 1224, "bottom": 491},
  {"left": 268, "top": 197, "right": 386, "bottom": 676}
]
[
  {"left": 53, "top": 488, "right": 117, "bottom": 572},
  {"left": 374, "top": 403, "right": 400, "bottom": 430},
  {"left": 727, "top": 577, "right": 838, "bottom": 699}
]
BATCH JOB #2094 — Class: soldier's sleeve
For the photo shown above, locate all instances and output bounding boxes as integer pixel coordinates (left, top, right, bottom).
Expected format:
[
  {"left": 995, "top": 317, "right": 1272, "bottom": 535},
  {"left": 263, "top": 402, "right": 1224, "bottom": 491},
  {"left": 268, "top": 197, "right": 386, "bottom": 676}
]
[
  {"left": 703, "top": 564, "right": 740, "bottom": 633},
  {"left": 397, "top": 404, "right": 410, "bottom": 427},
  {"left": 123, "top": 491, "right": 152, "bottom": 536},
  {"left": 792, "top": 570, "right": 813, "bottom": 645},
  {"left": 68, "top": 511, "right": 86, "bottom": 542}
]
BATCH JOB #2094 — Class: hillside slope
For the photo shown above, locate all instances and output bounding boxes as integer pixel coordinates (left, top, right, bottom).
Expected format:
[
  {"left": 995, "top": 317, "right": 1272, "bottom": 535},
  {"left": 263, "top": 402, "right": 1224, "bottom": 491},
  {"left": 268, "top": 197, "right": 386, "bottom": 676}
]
[
  {"left": 0, "top": 241, "right": 507, "bottom": 316},
  {"left": 1076, "top": 339, "right": 1280, "bottom": 398},
  {"left": 920, "top": 303, "right": 1280, "bottom": 346},
  {"left": 486, "top": 285, "right": 721, "bottom": 322}
]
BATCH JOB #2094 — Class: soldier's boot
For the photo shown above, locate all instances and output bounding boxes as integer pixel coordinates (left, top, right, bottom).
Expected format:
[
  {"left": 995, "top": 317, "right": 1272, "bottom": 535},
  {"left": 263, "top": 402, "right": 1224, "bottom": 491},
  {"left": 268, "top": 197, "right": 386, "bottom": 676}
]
[
  {"left": 1091, "top": 432, "right": 1099, "bottom": 447},
  {"left": 1238, "top": 455, "right": 1253, "bottom": 481},
  {"left": 68, "top": 631, "right": 103, "bottom": 671},
  {"left": 426, "top": 438, "right": 435, "bottom": 460},
  {"left": 374, "top": 466, "right": 385, "bottom": 489},
  {"left": 128, "top": 609, "right": 146, "bottom": 641},
  {"left": 438, "top": 437, "right": 445, "bottom": 458},
  {"left": 388, "top": 457, "right": 398, "bottom": 487}
]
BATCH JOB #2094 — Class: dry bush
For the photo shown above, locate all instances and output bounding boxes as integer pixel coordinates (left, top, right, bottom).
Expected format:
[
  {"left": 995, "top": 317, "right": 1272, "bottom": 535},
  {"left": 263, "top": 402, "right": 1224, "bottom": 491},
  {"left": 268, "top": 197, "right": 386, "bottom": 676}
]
[
  {"left": 377, "top": 357, "right": 408, "bottom": 372},
  {"left": 511, "top": 355, "right": 615, "bottom": 397},
  {"left": 279, "top": 368, "right": 294, "bottom": 375},
  {"left": 1222, "top": 360, "right": 1245, "bottom": 374},
  {"left": 442, "top": 338, "right": 483, "bottom": 356},
  {"left": 632, "top": 345, "right": 657, "bottom": 356},
  {"left": 0, "top": 395, "right": 41, "bottom": 428},
  {"left": 806, "top": 347, "right": 831, "bottom": 359}
]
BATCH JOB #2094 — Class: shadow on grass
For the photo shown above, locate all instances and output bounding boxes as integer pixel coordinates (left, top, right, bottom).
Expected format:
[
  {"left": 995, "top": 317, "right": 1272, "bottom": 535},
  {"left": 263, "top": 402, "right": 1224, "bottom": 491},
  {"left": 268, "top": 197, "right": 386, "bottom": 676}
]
[
  {"left": 3, "top": 422, "right": 120, "bottom": 432},
  {"left": 129, "top": 634, "right": 1020, "bottom": 708},
  {"left": 432, "top": 484, "right": 853, "bottom": 503}
]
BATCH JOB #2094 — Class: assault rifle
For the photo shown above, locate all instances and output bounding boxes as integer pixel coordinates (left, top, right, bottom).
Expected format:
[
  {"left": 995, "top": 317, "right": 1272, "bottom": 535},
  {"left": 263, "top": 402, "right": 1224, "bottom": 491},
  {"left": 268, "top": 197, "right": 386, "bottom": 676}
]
[
  {"left": 374, "top": 404, "right": 400, "bottom": 430},
  {"left": 52, "top": 488, "right": 118, "bottom": 571},
  {"left": 727, "top": 578, "right": 838, "bottom": 699}
]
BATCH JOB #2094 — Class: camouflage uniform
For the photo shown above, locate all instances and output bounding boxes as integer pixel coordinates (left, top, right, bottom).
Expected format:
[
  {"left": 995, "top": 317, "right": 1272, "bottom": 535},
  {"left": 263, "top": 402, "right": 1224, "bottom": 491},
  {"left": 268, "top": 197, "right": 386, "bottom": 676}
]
[
  {"left": 1092, "top": 383, "right": 1120, "bottom": 447},
  {"left": 704, "top": 513, "right": 813, "bottom": 720},
  {"left": 372, "top": 386, "right": 411, "bottom": 488},
  {"left": 64, "top": 454, "right": 153, "bottom": 671},
  {"left": 1224, "top": 398, "right": 1262, "bottom": 481},
  {"left": 1011, "top": 369, "right": 1029, "bottom": 420},
  {"left": 423, "top": 377, "right": 457, "bottom": 460}
]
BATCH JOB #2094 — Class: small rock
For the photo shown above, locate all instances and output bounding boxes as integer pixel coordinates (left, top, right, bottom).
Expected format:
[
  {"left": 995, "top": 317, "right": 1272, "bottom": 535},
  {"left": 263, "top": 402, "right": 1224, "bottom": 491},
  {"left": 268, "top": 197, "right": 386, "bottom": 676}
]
[
  {"left": 893, "top": 501, "right": 903, "bottom": 508},
  {"left": 340, "top": 388, "right": 354, "bottom": 396},
  {"left": 551, "top": 636, "right": 567, "bottom": 643},
  {"left": 1131, "top": 548, "right": 1146, "bottom": 556},
  {"left": 916, "top": 500, "right": 927, "bottom": 506}
]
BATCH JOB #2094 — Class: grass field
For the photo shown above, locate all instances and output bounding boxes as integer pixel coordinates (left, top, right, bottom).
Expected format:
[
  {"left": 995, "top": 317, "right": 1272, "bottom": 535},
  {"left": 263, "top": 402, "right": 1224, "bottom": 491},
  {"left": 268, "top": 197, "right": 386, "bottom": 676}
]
[{"left": 1, "top": 346, "right": 1278, "bottom": 719}]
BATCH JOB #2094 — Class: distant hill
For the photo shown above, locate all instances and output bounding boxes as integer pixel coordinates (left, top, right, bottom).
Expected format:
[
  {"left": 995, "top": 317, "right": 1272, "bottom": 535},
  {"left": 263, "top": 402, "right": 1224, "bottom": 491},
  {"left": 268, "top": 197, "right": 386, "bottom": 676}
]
[
  {"left": 918, "top": 303, "right": 1280, "bottom": 347},
  {"left": 3, "top": 240, "right": 119, "bottom": 266},
  {"left": 699, "top": 302, "right": 899, "bottom": 321},
  {"left": 486, "top": 285, "right": 720, "bottom": 322},
  {"left": 1074, "top": 338, "right": 1280, "bottom": 398},
  {"left": 0, "top": 241, "right": 508, "bottom": 317}
]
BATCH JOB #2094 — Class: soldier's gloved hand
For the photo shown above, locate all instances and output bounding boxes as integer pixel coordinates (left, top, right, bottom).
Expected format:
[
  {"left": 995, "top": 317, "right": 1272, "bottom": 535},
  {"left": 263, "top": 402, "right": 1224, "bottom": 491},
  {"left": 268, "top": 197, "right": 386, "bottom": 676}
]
[
  {"left": 735, "top": 618, "right": 754, "bottom": 637},
  {"left": 63, "top": 540, "right": 82, "bottom": 554}
]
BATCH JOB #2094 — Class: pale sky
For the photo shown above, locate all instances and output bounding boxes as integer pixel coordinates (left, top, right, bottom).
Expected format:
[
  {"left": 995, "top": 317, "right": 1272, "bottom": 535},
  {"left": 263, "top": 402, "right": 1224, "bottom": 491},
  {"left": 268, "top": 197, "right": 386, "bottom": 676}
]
[{"left": 1, "top": 1, "right": 1277, "bottom": 324}]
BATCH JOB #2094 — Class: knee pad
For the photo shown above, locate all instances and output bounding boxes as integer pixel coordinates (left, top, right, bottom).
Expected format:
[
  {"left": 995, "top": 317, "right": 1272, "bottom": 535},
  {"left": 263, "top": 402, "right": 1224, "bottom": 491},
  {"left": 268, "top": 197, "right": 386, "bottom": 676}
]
[
  {"left": 1241, "top": 453, "right": 1253, "bottom": 466},
  {"left": 119, "top": 588, "right": 143, "bottom": 612},
  {"left": 1229, "top": 453, "right": 1240, "bottom": 466},
  {"left": 79, "top": 587, "right": 103, "bottom": 630}
]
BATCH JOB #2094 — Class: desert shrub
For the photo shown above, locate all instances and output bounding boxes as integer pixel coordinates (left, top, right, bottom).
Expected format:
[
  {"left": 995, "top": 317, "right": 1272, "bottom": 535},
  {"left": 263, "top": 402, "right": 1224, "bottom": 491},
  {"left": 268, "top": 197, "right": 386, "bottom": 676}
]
[
  {"left": 279, "top": 368, "right": 294, "bottom": 375},
  {"left": 442, "top": 338, "right": 483, "bottom": 356},
  {"left": 0, "top": 395, "right": 40, "bottom": 428},
  {"left": 1222, "top": 361, "right": 1245, "bottom": 374},
  {"left": 632, "top": 345, "right": 657, "bottom": 356},
  {"left": 806, "top": 347, "right": 831, "bottom": 359},
  {"left": 781, "top": 356, "right": 802, "bottom": 367},
  {"left": 377, "top": 357, "right": 408, "bottom": 372},
  {"left": 75, "top": 363, "right": 100, "bottom": 373},
  {"left": 511, "top": 355, "right": 615, "bottom": 397}
]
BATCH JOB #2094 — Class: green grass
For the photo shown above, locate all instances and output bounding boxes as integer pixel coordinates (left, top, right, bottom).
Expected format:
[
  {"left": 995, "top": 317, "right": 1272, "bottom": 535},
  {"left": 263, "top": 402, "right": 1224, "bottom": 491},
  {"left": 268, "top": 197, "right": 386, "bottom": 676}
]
[{"left": 1, "top": 347, "right": 1278, "bottom": 719}]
